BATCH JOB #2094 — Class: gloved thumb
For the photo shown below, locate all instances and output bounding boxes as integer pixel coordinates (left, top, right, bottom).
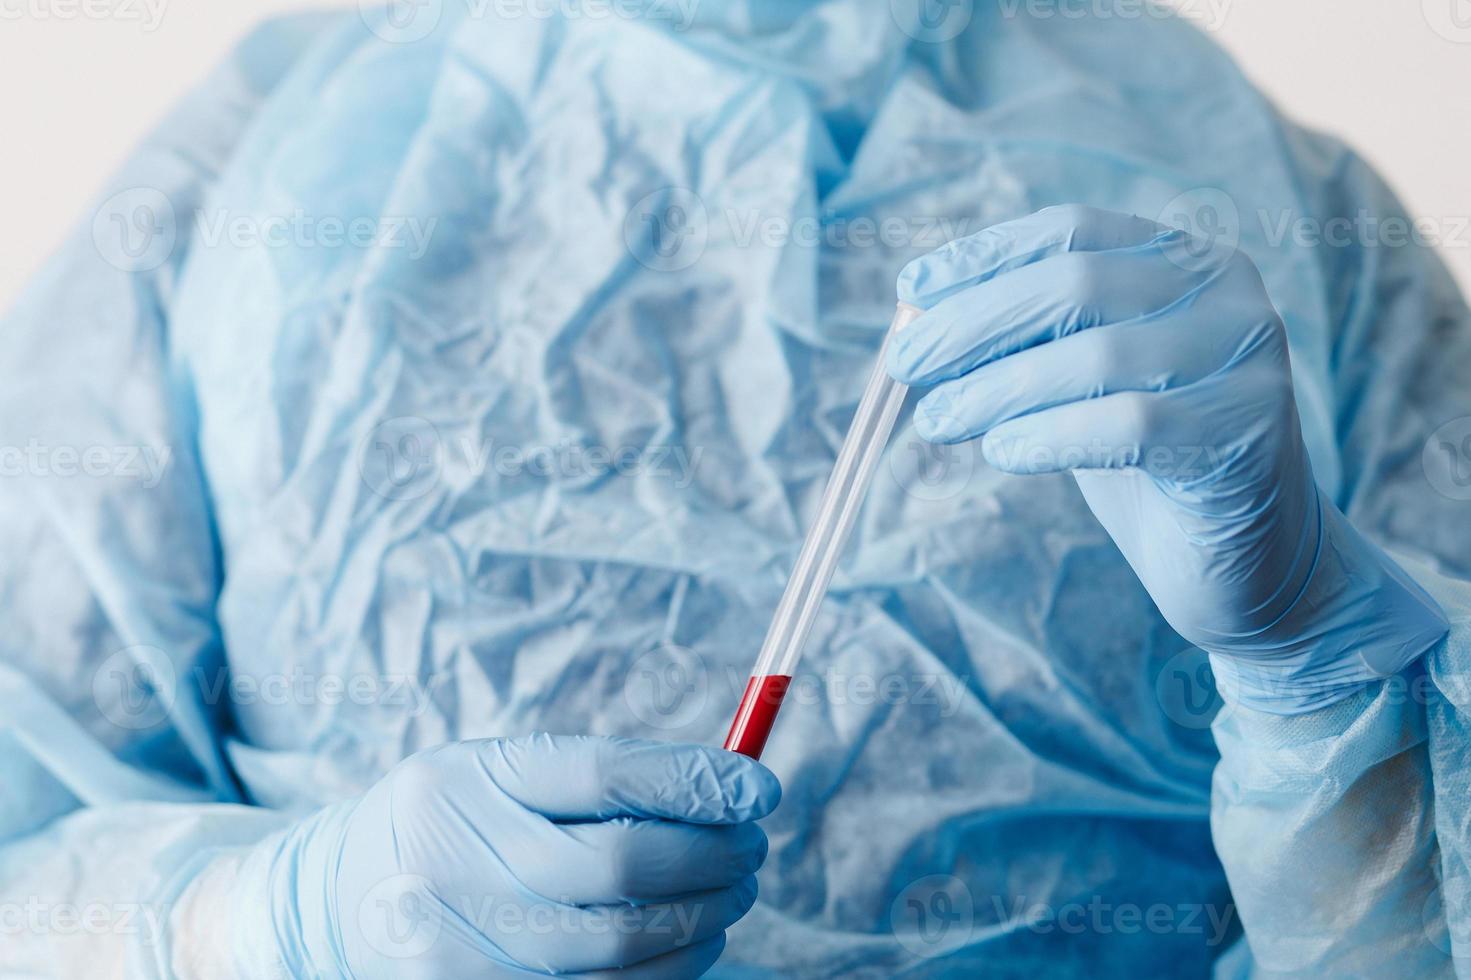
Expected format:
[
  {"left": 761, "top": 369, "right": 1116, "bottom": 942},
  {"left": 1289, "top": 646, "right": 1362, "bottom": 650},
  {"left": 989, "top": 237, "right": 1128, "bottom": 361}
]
[{"left": 472, "top": 733, "right": 782, "bottom": 824}]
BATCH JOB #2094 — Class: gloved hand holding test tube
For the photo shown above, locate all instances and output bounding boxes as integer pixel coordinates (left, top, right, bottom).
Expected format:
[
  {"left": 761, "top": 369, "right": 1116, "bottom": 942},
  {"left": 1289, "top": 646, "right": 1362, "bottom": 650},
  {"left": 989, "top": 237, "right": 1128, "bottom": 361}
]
[{"left": 724, "top": 303, "right": 923, "bottom": 758}]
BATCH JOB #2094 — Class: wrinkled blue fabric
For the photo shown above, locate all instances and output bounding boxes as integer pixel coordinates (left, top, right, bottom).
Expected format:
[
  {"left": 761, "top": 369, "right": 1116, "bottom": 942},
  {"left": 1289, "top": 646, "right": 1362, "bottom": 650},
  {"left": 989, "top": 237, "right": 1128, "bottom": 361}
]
[
  {"left": 1210, "top": 554, "right": 1471, "bottom": 978},
  {"left": 2, "top": 4, "right": 1471, "bottom": 978}
]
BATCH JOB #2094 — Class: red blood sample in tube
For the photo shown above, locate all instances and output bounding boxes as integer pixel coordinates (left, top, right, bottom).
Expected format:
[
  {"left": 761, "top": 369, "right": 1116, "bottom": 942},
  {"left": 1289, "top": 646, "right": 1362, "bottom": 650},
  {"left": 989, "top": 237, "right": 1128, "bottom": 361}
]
[{"left": 723, "top": 675, "right": 792, "bottom": 759}]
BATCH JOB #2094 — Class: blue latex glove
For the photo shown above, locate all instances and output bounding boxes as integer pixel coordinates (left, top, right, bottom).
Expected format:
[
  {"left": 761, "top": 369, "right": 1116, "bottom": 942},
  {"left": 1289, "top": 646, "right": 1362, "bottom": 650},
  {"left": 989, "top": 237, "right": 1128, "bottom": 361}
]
[
  {"left": 887, "top": 205, "right": 1447, "bottom": 713},
  {"left": 218, "top": 735, "right": 777, "bottom": 978}
]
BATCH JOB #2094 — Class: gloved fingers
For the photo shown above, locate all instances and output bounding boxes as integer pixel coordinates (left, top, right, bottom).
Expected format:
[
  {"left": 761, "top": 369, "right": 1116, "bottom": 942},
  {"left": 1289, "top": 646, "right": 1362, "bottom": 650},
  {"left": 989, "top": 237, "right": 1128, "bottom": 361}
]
[
  {"left": 350, "top": 876, "right": 735, "bottom": 977},
  {"left": 978, "top": 389, "right": 1195, "bottom": 475},
  {"left": 565, "top": 933, "right": 727, "bottom": 980},
  {"left": 897, "top": 204, "right": 1170, "bottom": 309},
  {"left": 472, "top": 734, "right": 781, "bottom": 824},
  {"left": 510, "top": 817, "right": 769, "bottom": 905},
  {"left": 501, "top": 876, "right": 758, "bottom": 975},
  {"left": 910, "top": 316, "right": 1228, "bottom": 444},
  {"left": 889, "top": 246, "right": 1212, "bottom": 387}
]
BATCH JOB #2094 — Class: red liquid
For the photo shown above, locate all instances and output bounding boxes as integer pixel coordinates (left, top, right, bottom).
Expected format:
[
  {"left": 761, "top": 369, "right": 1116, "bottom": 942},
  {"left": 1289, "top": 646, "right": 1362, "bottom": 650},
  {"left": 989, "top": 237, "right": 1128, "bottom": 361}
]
[{"left": 723, "top": 675, "right": 792, "bottom": 759}]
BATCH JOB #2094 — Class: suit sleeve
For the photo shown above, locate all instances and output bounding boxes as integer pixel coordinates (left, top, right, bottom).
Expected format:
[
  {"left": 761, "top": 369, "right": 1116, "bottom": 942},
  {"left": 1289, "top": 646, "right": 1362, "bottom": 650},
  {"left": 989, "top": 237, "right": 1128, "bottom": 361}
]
[
  {"left": 1209, "top": 124, "right": 1471, "bottom": 978},
  {"left": 0, "top": 15, "right": 342, "bottom": 978}
]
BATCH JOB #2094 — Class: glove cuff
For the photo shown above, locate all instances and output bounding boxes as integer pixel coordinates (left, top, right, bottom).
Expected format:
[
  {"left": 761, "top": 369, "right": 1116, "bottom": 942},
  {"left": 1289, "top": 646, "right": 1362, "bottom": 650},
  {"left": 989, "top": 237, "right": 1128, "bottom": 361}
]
[
  {"left": 256, "top": 799, "right": 361, "bottom": 978},
  {"left": 173, "top": 800, "right": 359, "bottom": 979},
  {"left": 169, "top": 843, "right": 293, "bottom": 980},
  {"left": 1207, "top": 491, "right": 1449, "bottom": 715}
]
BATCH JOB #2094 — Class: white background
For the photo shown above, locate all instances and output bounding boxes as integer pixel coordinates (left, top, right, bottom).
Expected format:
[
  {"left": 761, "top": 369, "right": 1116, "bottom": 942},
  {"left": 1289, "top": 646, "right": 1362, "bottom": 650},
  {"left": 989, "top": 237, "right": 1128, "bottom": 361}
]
[{"left": 1, "top": 0, "right": 1468, "bottom": 309}]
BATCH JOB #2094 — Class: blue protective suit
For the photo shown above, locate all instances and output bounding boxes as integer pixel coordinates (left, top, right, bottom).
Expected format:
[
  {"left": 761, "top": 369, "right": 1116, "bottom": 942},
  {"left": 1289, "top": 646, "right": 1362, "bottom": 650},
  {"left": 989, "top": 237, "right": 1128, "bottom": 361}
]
[{"left": 3, "top": 3, "right": 1471, "bottom": 977}]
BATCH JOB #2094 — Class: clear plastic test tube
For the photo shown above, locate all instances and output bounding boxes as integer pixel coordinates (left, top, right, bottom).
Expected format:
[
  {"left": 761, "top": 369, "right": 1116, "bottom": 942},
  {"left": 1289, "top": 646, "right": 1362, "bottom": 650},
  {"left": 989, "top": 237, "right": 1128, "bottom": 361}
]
[{"left": 723, "top": 303, "right": 923, "bottom": 758}]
